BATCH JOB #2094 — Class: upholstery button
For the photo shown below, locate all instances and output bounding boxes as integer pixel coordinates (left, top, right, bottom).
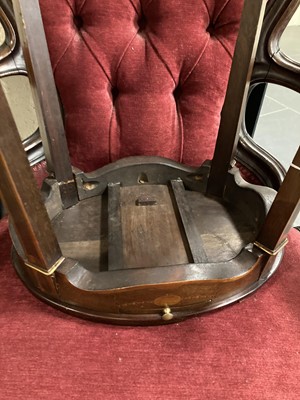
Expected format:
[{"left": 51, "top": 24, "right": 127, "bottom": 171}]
[
  {"left": 173, "top": 86, "right": 182, "bottom": 100},
  {"left": 207, "top": 23, "right": 215, "bottom": 35},
  {"left": 73, "top": 15, "right": 83, "bottom": 30},
  {"left": 137, "top": 14, "right": 147, "bottom": 32},
  {"left": 111, "top": 87, "right": 119, "bottom": 104}
]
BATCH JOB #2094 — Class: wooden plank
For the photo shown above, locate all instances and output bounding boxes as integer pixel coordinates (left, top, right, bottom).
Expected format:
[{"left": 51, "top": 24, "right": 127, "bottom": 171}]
[
  {"left": 256, "top": 146, "right": 300, "bottom": 252},
  {"left": 0, "top": 83, "right": 63, "bottom": 274},
  {"left": 12, "top": 0, "right": 78, "bottom": 208},
  {"left": 108, "top": 183, "right": 124, "bottom": 270},
  {"left": 207, "top": 0, "right": 267, "bottom": 198},
  {"left": 171, "top": 179, "right": 208, "bottom": 263},
  {"left": 121, "top": 185, "right": 189, "bottom": 269}
]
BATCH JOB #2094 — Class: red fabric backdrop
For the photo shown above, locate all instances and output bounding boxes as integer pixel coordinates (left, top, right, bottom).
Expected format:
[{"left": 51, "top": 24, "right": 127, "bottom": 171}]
[{"left": 39, "top": 0, "right": 243, "bottom": 172}]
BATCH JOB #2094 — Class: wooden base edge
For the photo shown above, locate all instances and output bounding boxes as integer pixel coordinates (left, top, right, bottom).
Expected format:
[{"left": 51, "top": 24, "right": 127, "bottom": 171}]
[{"left": 12, "top": 249, "right": 283, "bottom": 326}]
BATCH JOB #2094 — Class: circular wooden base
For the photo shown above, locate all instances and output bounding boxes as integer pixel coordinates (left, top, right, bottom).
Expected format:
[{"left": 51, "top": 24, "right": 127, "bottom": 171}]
[
  {"left": 13, "top": 249, "right": 282, "bottom": 325},
  {"left": 11, "top": 157, "right": 282, "bottom": 325}
]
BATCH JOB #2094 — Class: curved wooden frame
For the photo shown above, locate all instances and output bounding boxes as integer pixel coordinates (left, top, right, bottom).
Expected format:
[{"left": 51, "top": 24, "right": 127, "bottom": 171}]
[
  {"left": 0, "top": 5, "right": 16, "bottom": 61},
  {"left": 239, "top": 0, "right": 300, "bottom": 189},
  {"left": 268, "top": 0, "right": 300, "bottom": 74},
  {"left": 0, "top": 1, "right": 43, "bottom": 167},
  {"left": 0, "top": 0, "right": 25, "bottom": 77}
]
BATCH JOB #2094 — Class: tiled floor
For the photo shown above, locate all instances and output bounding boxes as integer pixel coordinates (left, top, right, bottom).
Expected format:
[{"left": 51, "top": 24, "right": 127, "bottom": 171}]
[{"left": 254, "top": 25, "right": 300, "bottom": 226}]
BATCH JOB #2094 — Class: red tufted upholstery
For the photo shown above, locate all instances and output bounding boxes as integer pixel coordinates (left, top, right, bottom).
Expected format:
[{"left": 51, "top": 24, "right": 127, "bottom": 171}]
[{"left": 39, "top": 0, "right": 243, "bottom": 172}]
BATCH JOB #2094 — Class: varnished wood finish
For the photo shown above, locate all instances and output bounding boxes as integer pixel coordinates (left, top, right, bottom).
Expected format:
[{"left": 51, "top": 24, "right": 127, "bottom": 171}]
[
  {"left": 12, "top": 245, "right": 284, "bottom": 325},
  {"left": 121, "top": 184, "right": 190, "bottom": 269},
  {"left": 2, "top": 0, "right": 297, "bottom": 324},
  {"left": 207, "top": 0, "right": 267, "bottom": 197},
  {"left": 12, "top": 0, "right": 78, "bottom": 208},
  {"left": 0, "top": 4, "right": 16, "bottom": 61},
  {"left": 252, "top": 0, "right": 300, "bottom": 92},
  {"left": 108, "top": 183, "right": 123, "bottom": 271},
  {"left": 170, "top": 179, "right": 208, "bottom": 263},
  {"left": 8, "top": 152, "right": 281, "bottom": 324},
  {"left": 0, "top": 0, "right": 26, "bottom": 77},
  {"left": 239, "top": 0, "right": 300, "bottom": 192},
  {"left": 0, "top": 84, "right": 63, "bottom": 273},
  {"left": 256, "top": 147, "right": 300, "bottom": 251},
  {"left": 268, "top": 0, "right": 300, "bottom": 74}
]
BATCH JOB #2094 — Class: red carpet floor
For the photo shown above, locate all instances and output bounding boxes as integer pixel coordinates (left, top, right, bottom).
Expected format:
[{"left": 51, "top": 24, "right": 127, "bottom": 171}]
[{"left": 0, "top": 217, "right": 299, "bottom": 400}]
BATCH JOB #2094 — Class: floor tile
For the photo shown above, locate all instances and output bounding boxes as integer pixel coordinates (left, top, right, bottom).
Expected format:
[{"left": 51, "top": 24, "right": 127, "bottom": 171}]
[
  {"left": 260, "top": 95, "right": 287, "bottom": 116},
  {"left": 266, "top": 85, "right": 300, "bottom": 114},
  {"left": 255, "top": 108, "right": 300, "bottom": 169},
  {"left": 255, "top": 108, "right": 300, "bottom": 226}
]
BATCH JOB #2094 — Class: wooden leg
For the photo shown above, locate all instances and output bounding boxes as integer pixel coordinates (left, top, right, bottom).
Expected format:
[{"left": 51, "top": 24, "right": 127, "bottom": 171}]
[
  {"left": 12, "top": 0, "right": 78, "bottom": 208},
  {"left": 207, "top": 0, "right": 267, "bottom": 198},
  {"left": 0, "top": 83, "right": 64, "bottom": 274},
  {"left": 255, "top": 146, "right": 300, "bottom": 255}
]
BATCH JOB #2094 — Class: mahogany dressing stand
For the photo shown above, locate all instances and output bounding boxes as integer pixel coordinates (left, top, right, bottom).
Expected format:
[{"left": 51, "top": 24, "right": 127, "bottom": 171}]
[{"left": 0, "top": 0, "right": 299, "bottom": 324}]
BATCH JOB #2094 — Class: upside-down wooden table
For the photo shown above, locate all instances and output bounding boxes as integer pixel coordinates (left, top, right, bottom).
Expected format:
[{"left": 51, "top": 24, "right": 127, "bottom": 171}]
[{"left": 0, "top": 0, "right": 299, "bottom": 324}]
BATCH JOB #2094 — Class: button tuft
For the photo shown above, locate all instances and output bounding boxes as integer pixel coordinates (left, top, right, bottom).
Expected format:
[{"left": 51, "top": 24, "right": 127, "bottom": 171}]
[
  {"left": 173, "top": 85, "right": 182, "bottom": 100},
  {"left": 207, "top": 23, "right": 215, "bottom": 35},
  {"left": 73, "top": 15, "right": 84, "bottom": 30},
  {"left": 137, "top": 14, "right": 147, "bottom": 32},
  {"left": 111, "top": 87, "right": 119, "bottom": 104}
]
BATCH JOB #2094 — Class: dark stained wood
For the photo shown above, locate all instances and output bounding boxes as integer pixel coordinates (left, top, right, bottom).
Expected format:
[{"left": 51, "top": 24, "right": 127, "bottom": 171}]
[
  {"left": 241, "top": 0, "right": 300, "bottom": 193},
  {"left": 52, "top": 194, "right": 107, "bottom": 272},
  {"left": 8, "top": 152, "right": 282, "bottom": 323},
  {"left": 0, "top": 84, "right": 63, "bottom": 273},
  {"left": 207, "top": 0, "right": 267, "bottom": 198},
  {"left": 12, "top": 0, "right": 78, "bottom": 208},
  {"left": 13, "top": 247, "right": 268, "bottom": 324},
  {"left": 170, "top": 179, "right": 208, "bottom": 263},
  {"left": 3, "top": 0, "right": 293, "bottom": 324},
  {"left": 49, "top": 166, "right": 263, "bottom": 272},
  {"left": 256, "top": 146, "right": 300, "bottom": 251},
  {"left": 121, "top": 184, "right": 189, "bottom": 268},
  {"left": 108, "top": 183, "right": 124, "bottom": 271},
  {"left": 252, "top": 0, "right": 300, "bottom": 92},
  {"left": 0, "top": 4, "right": 16, "bottom": 62},
  {"left": 0, "top": 0, "right": 26, "bottom": 77}
]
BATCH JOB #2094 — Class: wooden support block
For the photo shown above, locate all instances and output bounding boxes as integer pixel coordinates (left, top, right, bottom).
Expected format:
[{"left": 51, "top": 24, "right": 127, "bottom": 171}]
[
  {"left": 170, "top": 179, "right": 208, "bottom": 263},
  {"left": 121, "top": 184, "right": 189, "bottom": 269}
]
